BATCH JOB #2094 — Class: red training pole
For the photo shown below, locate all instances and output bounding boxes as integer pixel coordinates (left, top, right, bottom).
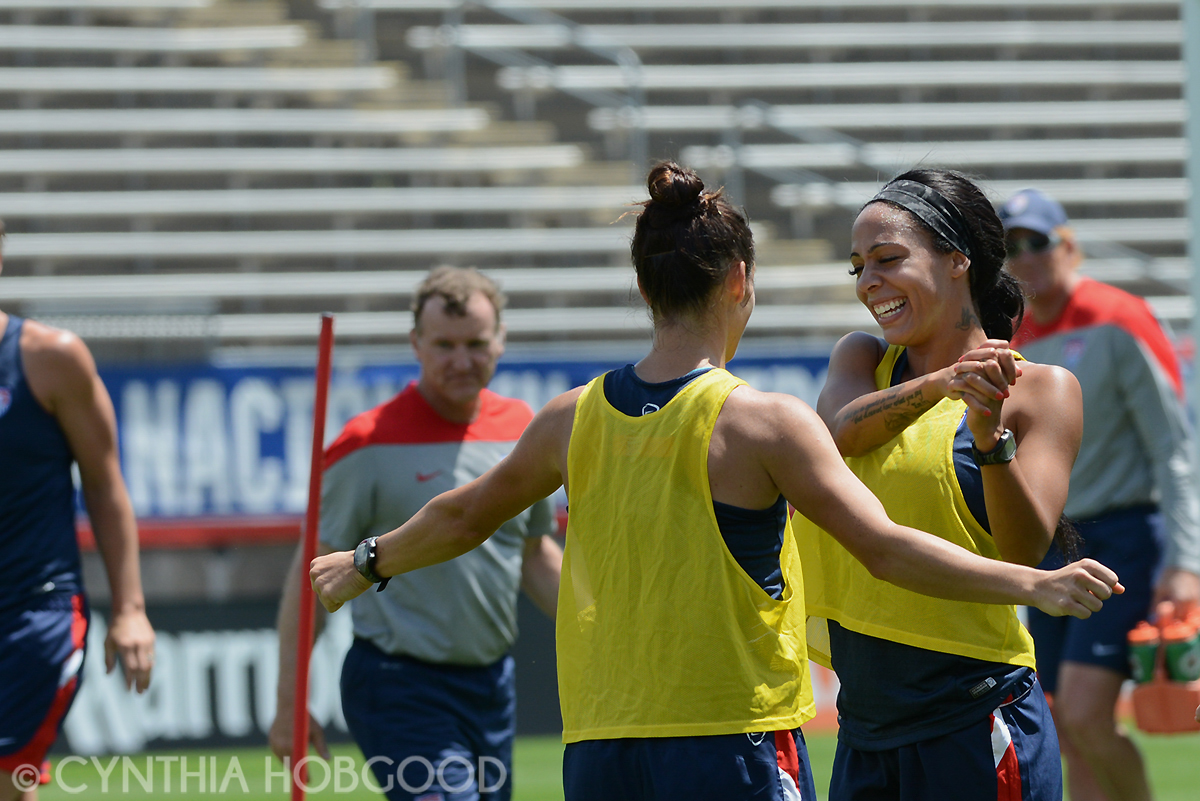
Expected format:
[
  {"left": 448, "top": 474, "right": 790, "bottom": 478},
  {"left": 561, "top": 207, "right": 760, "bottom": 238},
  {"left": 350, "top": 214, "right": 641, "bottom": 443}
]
[{"left": 291, "top": 313, "right": 334, "bottom": 801}]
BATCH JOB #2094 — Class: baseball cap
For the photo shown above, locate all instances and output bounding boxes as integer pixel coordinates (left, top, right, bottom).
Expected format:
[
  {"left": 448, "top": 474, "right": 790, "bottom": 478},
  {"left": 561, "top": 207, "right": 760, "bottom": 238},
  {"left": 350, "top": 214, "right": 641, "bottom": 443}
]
[{"left": 998, "top": 188, "right": 1069, "bottom": 236}]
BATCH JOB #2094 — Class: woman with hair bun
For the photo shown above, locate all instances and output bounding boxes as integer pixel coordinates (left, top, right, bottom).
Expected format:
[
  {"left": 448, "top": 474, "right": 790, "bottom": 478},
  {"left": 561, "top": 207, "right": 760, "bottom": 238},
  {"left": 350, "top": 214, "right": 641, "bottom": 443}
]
[
  {"left": 795, "top": 168, "right": 1085, "bottom": 800},
  {"left": 309, "top": 163, "right": 1119, "bottom": 801}
]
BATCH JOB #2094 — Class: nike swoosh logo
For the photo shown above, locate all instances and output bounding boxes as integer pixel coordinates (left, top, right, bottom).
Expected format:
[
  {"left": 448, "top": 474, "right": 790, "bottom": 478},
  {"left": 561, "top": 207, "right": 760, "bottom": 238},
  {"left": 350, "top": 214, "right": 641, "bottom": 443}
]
[
  {"left": 416, "top": 471, "right": 443, "bottom": 483},
  {"left": 1092, "top": 643, "right": 1122, "bottom": 657}
]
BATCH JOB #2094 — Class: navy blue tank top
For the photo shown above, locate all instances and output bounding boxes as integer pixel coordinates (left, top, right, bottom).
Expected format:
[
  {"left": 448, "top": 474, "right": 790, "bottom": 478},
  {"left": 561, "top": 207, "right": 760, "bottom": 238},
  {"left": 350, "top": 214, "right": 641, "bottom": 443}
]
[
  {"left": 603, "top": 365, "right": 786, "bottom": 599},
  {"left": 828, "top": 348, "right": 1032, "bottom": 750},
  {"left": 0, "top": 315, "right": 84, "bottom": 612}
]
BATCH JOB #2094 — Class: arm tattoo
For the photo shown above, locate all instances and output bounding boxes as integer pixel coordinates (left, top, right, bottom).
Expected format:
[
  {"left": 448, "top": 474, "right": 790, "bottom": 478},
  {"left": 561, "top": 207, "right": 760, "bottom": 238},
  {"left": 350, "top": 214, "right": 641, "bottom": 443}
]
[
  {"left": 849, "top": 387, "right": 934, "bottom": 432},
  {"left": 954, "top": 307, "right": 980, "bottom": 331}
]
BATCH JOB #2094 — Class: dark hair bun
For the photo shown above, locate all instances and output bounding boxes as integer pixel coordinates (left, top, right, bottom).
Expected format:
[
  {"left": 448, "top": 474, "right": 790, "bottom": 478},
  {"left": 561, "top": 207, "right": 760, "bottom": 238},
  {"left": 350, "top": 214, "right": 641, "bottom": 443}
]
[
  {"left": 632, "top": 161, "right": 754, "bottom": 319},
  {"left": 647, "top": 162, "right": 704, "bottom": 208}
]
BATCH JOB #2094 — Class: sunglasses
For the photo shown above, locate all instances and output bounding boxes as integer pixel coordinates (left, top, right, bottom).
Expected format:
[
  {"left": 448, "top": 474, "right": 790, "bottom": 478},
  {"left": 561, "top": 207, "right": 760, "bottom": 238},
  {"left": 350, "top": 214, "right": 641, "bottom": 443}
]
[{"left": 1005, "top": 231, "right": 1062, "bottom": 259}]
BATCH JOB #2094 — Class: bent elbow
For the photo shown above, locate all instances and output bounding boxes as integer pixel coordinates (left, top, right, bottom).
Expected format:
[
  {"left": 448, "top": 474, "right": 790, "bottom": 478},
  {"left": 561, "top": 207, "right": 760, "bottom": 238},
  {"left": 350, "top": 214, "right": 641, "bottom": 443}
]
[
  {"left": 830, "top": 425, "right": 879, "bottom": 459},
  {"left": 452, "top": 514, "right": 496, "bottom": 555},
  {"left": 996, "top": 533, "right": 1054, "bottom": 568},
  {"left": 857, "top": 550, "right": 893, "bottom": 582},
  {"left": 1006, "top": 548, "right": 1049, "bottom": 568},
  {"left": 830, "top": 432, "right": 863, "bottom": 458}
]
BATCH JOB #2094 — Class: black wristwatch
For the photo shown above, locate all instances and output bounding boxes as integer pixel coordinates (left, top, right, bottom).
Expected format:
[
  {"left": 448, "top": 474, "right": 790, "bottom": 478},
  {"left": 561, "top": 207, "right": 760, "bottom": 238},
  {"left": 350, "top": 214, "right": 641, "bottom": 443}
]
[
  {"left": 353, "top": 536, "right": 390, "bottom": 592},
  {"left": 971, "top": 429, "right": 1017, "bottom": 466}
]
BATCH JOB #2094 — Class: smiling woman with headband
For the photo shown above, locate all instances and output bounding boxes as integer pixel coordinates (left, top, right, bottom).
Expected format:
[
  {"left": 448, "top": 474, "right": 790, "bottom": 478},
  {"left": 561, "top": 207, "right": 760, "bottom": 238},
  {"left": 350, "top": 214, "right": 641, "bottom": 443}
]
[{"left": 793, "top": 168, "right": 1087, "bottom": 801}]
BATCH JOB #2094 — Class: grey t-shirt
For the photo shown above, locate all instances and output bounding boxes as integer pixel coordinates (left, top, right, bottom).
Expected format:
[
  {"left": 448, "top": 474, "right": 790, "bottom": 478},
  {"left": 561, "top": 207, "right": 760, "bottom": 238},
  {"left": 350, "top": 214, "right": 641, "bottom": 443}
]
[{"left": 320, "top": 383, "right": 556, "bottom": 665}]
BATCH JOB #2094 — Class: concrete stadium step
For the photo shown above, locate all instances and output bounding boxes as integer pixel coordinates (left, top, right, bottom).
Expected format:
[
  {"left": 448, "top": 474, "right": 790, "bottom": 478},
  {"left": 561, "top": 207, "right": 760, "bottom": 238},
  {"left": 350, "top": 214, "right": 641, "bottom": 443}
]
[
  {"left": 0, "top": 186, "right": 643, "bottom": 217},
  {"left": 0, "top": 145, "right": 587, "bottom": 174}
]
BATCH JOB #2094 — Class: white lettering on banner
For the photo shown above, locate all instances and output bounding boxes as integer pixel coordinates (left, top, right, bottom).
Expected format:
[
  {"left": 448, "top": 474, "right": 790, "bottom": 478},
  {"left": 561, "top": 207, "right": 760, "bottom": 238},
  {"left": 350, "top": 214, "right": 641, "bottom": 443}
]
[
  {"left": 183, "top": 380, "right": 232, "bottom": 514},
  {"left": 120, "top": 380, "right": 181, "bottom": 517},
  {"left": 117, "top": 374, "right": 395, "bottom": 517},
  {"left": 110, "top": 364, "right": 827, "bottom": 517},
  {"left": 281, "top": 377, "right": 317, "bottom": 513},
  {"left": 62, "top": 612, "right": 353, "bottom": 755},
  {"left": 230, "top": 378, "right": 285, "bottom": 514},
  {"left": 327, "top": 381, "right": 368, "bottom": 444}
]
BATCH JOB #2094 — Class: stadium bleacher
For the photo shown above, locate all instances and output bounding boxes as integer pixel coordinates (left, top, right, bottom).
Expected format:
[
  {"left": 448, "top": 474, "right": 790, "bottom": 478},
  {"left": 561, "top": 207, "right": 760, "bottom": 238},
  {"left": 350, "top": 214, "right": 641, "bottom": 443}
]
[
  {"left": 0, "top": 108, "right": 491, "bottom": 135},
  {"left": 409, "top": 20, "right": 1182, "bottom": 51},
  {"left": 321, "top": 1, "right": 1179, "bottom": 10},
  {"left": 593, "top": 100, "right": 1187, "bottom": 134},
  {"left": 0, "top": 186, "right": 642, "bottom": 217},
  {"left": 0, "top": 146, "right": 587, "bottom": 174},
  {"left": 0, "top": 67, "right": 400, "bottom": 93},
  {"left": 361, "top": 0, "right": 1188, "bottom": 302},
  {"left": 0, "top": 24, "right": 307, "bottom": 51},
  {"left": 496, "top": 61, "right": 1183, "bottom": 93},
  {"left": 0, "top": 0, "right": 1190, "bottom": 356},
  {"left": 0, "top": 0, "right": 677, "bottom": 355},
  {"left": 0, "top": 0, "right": 209, "bottom": 8}
]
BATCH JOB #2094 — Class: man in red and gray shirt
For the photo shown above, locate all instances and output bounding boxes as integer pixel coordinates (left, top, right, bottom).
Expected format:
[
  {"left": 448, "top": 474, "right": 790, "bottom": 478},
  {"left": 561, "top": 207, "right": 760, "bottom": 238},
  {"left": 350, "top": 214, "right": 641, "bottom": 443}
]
[
  {"left": 1002, "top": 189, "right": 1200, "bottom": 801},
  {"left": 270, "top": 267, "right": 561, "bottom": 801}
]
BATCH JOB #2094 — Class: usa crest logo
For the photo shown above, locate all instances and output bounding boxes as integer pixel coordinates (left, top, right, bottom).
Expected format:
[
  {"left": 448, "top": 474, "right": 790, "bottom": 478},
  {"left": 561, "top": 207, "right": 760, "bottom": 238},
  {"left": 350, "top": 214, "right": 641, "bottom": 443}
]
[
  {"left": 1063, "top": 338, "right": 1087, "bottom": 369},
  {"left": 0, "top": 387, "right": 11, "bottom": 419}
]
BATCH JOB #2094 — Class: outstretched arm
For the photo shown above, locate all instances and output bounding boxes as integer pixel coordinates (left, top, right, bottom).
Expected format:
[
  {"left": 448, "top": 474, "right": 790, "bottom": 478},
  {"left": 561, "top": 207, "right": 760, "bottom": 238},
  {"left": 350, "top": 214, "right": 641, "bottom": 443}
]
[
  {"left": 755, "top": 391, "right": 1118, "bottom": 615},
  {"left": 23, "top": 324, "right": 155, "bottom": 693},
  {"left": 310, "top": 388, "right": 577, "bottom": 613}
]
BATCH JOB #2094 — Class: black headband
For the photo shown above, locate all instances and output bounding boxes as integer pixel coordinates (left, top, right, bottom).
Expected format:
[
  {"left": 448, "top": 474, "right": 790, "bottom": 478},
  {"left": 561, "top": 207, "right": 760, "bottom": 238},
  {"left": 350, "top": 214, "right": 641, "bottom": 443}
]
[{"left": 869, "top": 179, "right": 973, "bottom": 257}]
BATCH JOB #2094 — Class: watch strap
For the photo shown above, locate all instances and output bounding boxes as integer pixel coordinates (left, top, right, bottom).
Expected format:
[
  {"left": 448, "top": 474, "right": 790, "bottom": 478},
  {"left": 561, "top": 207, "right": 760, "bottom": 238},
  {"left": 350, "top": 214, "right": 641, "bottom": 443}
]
[
  {"left": 971, "top": 428, "right": 1017, "bottom": 466},
  {"left": 354, "top": 537, "right": 391, "bottom": 591}
]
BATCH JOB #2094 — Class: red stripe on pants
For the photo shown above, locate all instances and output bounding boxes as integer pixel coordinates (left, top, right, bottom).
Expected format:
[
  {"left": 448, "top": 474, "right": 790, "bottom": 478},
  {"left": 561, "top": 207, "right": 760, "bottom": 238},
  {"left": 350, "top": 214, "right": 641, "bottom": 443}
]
[
  {"left": 993, "top": 713, "right": 1023, "bottom": 801},
  {"left": 775, "top": 730, "right": 800, "bottom": 786},
  {"left": 0, "top": 594, "right": 87, "bottom": 774}
]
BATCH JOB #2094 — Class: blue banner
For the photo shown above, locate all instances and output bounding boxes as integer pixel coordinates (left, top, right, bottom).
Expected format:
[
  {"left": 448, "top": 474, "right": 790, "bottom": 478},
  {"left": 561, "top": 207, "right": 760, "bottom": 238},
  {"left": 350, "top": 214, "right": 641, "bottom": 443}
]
[{"left": 101, "top": 347, "right": 831, "bottom": 520}]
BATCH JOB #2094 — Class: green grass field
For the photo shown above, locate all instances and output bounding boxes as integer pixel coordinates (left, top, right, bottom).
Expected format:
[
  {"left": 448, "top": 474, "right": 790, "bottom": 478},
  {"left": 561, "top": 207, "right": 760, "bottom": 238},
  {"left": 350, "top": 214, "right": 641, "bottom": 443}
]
[{"left": 36, "top": 730, "right": 1198, "bottom": 800}]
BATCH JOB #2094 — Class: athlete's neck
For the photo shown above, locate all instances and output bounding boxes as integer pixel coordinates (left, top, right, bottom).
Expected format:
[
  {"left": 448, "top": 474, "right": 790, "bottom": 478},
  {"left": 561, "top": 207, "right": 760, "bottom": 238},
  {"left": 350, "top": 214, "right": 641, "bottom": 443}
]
[{"left": 637, "top": 317, "right": 728, "bottom": 383}]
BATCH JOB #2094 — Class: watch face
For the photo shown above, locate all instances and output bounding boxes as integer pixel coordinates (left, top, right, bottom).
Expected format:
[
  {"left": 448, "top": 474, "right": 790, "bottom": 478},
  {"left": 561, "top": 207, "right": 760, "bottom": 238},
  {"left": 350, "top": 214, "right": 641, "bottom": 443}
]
[
  {"left": 354, "top": 540, "right": 371, "bottom": 577},
  {"left": 976, "top": 430, "right": 1016, "bottom": 464}
]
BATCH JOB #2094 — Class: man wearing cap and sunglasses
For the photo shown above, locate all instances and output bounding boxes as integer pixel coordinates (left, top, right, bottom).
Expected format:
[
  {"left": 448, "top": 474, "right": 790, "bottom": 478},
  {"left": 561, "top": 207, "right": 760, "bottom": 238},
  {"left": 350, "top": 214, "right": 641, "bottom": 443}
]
[{"left": 1001, "top": 189, "right": 1200, "bottom": 801}]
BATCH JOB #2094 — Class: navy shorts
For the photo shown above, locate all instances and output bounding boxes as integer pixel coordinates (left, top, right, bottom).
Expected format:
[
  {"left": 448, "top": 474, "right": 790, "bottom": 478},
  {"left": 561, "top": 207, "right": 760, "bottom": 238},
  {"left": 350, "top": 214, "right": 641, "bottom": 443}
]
[
  {"left": 0, "top": 593, "right": 88, "bottom": 774},
  {"left": 340, "top": 639, "right": 516, "bottom": 801},
  {"left": 1026, "top": 506, "right": 1163, "bottom": 693},
  {"left": 830, "top": 678, "right": 1061, "bottom": 801},
  {"left": 563, "top": 728, "right": 817, "bottom": 801}
]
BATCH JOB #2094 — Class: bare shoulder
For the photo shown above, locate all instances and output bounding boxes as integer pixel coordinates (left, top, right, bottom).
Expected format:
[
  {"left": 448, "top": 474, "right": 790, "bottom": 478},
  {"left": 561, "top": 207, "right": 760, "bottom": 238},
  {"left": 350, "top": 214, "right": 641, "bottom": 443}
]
[
  {"left": 720, "top": 384, "right": 825, "bottom": 444},
  {"left": 20, "top": 320, "right": 97, "bottom": 409},
  {"left": 1013, "top": 361, "right": 1081, "bottom": 406},
  {"left": 818, "top": 332, "right": 888, "bottom": 422},
  {"left": 529, "top": 385, "right": 586, "bottom": 440},
  {"left": 829, "top": 331, "right": 887, "bottom": 368},
  {"left": 540, "top": 384, "right": 586, "bottom": 418},
  {"left": 1007, "top": 361, "right": 1083, "bottom": 443}
]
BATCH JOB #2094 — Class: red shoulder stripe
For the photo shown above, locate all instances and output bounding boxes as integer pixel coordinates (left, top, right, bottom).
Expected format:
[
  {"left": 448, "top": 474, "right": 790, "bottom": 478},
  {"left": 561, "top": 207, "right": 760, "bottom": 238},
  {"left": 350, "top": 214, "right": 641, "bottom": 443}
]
[
  {"left": 1014, "top": 279, "right": 1183, "bottom": 397},
  {"left": 324, "top": 383, "right": 533, "bottom": 468}
]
